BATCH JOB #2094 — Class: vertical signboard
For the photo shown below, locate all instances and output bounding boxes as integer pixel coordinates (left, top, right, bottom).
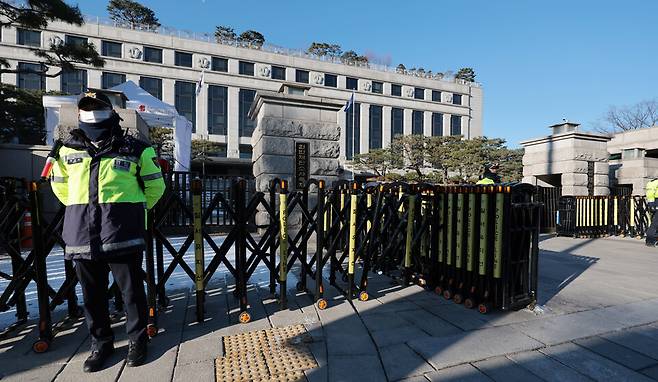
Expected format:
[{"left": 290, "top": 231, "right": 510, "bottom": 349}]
[
  {"left": 295, "top": 142, "right": 309, "bottom": 190},
  {"left": 587, "top": 161, "right": 594, "bottom": 196}
]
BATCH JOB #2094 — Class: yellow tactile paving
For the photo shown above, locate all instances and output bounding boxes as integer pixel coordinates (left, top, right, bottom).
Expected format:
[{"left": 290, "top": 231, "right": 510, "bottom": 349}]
[{"left": 216, "top": 324, "right": 318, "bottom": 382}]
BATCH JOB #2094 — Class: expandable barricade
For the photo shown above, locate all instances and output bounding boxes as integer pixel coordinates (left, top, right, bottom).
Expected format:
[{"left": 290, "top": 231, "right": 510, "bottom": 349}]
[{"left": 1, "top": 177, "right": 542, "bottom": 354}]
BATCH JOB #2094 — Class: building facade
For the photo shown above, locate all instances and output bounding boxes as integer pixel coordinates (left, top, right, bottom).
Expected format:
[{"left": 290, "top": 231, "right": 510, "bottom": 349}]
[{"left": 0, "top": 15, "right": 483, "bottom": 166}]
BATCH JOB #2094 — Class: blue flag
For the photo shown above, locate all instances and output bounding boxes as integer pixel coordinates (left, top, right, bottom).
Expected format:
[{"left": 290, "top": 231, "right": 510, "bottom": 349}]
[{"left": 345, "top": 92, "right": 355, "bottom": 112}]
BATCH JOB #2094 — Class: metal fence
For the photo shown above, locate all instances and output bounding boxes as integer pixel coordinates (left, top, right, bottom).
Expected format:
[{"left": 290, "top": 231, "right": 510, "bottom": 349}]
[
  {"left": 556, "top": 195, "right": 651, "bottom": 238},
  {"left": 1, "top": 177, "right": 541, "bottom": 352}
]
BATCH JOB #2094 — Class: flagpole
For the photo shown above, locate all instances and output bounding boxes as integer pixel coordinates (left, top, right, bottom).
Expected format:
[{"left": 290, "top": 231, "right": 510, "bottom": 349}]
[{"left": 352, "top": 92, "right": 355, "bottom": 181}]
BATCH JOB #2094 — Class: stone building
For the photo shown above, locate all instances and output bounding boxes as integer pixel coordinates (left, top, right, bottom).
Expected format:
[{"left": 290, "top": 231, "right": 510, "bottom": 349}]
[
  {"left": 0, "top": 13, "right": 483, "bottom": 176},
  {"left": 521, "top": 121, "right": 658, "bottom": 196}
]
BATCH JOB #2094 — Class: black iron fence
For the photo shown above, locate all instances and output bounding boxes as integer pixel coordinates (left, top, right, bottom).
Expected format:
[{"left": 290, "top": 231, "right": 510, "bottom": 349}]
[
  {"left": 556, "top": 195, "right": 651, "bottom": 238},
  {"left": 0, "top": 176, "right": 541, "bottom": 352},
  {"left": 536, "top": 187, "right": 561, "bottom": 233}
]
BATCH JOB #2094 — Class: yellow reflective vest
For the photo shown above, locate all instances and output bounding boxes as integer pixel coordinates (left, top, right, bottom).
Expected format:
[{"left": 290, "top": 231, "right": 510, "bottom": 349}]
[
  {"left": 50, "top": 130, "right": 165, "bottom": 259},
  {"left": 646, "top": 179, "right": 658, "bottom": 203},
  {"left": 476, "top": 178, "right": 495, "bottom": 185}
]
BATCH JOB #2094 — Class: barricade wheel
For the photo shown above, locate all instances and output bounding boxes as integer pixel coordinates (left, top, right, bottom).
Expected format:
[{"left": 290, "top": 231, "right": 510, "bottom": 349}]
[
  {"left": 238, "top": 311, "right": 251, "bottom": 324},
  {"left": 464, "top": 298, "right": 475, "bottom": 309},
  {"left": 478, "top": 302, "right": 492, "bottom": 314},
  {"left": 434, "top": 286, "right": 443, "bottom": 295},
  {"left": 146, "top": 324, "right": 158, "bottom": 338},
  {"left": 296, "top": 282, "right": 305, "bottom": 292},
  {"left": 341, "top": 274, "right": 348, "bottom": 283},
  {"left": 32, "top": 339, "right": 50, "bottom": 353},
  {"left": 453, "top": 294, "right": 463, "bottom": 304},
  {"left": 358, "top": 291, "right": 369, "bottom": 302},
  {"left": 442, "top": 290, "right": 452, "bottom": 300},
  {"left": 317, "top": 299, "right": 328, "bottom": 310}
]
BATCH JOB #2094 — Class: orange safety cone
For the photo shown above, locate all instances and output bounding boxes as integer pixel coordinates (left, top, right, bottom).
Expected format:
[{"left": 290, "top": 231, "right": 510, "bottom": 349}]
[{"left": 20, "top": 211, "right": 32, "bottom": 250}]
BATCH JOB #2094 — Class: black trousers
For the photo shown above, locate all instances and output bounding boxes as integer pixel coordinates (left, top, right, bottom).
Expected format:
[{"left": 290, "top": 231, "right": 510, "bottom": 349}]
[
  {"left": 75, "top": 252, "right": 147, "bottom": 347},
  {"left": 647, "top": 205, "right": 658, "bottom": 243}
]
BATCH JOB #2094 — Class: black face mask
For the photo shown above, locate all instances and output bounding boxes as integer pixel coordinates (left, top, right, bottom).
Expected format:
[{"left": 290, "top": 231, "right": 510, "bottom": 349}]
[{"left": 78, "top": 112, "right": 122, "bottom": 142}]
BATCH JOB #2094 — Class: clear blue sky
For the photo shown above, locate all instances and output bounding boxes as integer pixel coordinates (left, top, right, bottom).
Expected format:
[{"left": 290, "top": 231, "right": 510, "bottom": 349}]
[{"left": 79, "top": 0, "right": 658, "bottom": 147}]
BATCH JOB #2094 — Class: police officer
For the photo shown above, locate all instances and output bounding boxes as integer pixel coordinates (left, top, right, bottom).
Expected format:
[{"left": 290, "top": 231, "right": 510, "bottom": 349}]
[
  {"left": 50, "top": 91, "right": 165, "bottom": 372},
  {"left": 476, "top": 163, "right": 501, "bottom": 185},
  {"left": 645, "top": 179, "right": 658, "bottom": 246}
]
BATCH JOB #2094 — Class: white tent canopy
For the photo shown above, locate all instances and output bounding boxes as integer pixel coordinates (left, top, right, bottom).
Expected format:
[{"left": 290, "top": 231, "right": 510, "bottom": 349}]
[
  {"left": 41, "top": 81, "right": 192, "bottom": 171},
  {"left": 110, "top": 81, "right": 191, "bottom": 171}
]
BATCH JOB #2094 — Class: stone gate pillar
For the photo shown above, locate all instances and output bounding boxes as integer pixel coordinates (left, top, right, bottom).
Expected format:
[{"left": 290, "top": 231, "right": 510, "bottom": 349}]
[{"left": 249, "top": 84, "right": 344, "bottom": 228}]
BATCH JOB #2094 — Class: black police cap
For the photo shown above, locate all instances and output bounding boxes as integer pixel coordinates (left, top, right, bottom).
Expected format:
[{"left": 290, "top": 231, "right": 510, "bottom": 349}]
[{"left": 78, "top": 90, "right": 113, "bottom": 111}]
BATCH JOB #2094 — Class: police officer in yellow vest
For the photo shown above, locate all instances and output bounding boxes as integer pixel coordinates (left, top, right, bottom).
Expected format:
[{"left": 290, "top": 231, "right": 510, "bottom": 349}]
[
  {"left": 645, "top": 179, "right": 658, "bottom": 246},
  {"left": 476, "top": 163, "right": 501, "bottom": 185},
  {"left": 50, "top": 91, "right": 165, "bottom": 372}
]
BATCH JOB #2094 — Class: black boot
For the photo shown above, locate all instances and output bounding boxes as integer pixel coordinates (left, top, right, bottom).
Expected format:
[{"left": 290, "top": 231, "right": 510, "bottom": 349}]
[
  {"left": 83, "top": 343, "right": 114, "bottom": 373},
  {"left": 126, "top": 339, "right": 147, "bottom": 367}
]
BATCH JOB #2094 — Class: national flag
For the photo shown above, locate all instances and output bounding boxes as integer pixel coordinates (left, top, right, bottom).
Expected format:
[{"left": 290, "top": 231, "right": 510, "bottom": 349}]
[
  {"left": 195, "top": 70, "right": 205, "bottom": 96},
  {"left": 345, "top": 92, "right": 355, "bottom": 112}
]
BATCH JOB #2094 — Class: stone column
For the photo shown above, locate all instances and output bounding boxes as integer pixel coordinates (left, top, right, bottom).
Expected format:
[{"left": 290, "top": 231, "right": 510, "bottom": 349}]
[
  {"left": 403, "top": 109, "right": 412, "bottom": 135},
  {"left": 423, "top": 111, "right": 432, "bottom": 137},
  {"left": 250, "top": 88, "right": 344, "bottom": 229},
  {"left": 360, "top": 103, "right": 369, "bottom": 155},
  {"left": 227, "top": 87, "right": 240, "bottom": 158},
  {"left": 382, "top": 106, "right": 392, "bottom": 147}
]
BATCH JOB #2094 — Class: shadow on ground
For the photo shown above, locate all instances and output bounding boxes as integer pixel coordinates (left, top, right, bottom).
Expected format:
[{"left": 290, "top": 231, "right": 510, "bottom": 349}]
[{"left": 2, "top": 236, "right": 658, "bottom": 381}]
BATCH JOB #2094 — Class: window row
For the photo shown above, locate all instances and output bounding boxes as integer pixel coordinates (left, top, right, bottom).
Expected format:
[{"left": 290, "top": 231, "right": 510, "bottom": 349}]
[
  {"left": 12, "top": 32, "right": 463, "bottom": 104},
  {"left": 346, "top": 105, "right": 464, "bottom": 159}
]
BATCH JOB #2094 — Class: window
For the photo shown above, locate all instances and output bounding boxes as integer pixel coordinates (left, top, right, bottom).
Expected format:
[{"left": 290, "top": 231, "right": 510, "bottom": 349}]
[
  {"left": 207, "top": 85, "right": 228, "bottom": 135},
  {"left": 271, "top": 66, "right": 286, "bottom": 80},
  {"left": 346, "top": 77, "right": 358, "bottom": 90},
  {"left": 101, "top": 72, "right": 125, "bottom": 89},
  {"left": 175, "top": 51, "right": 193, "bottom": 67},
  {"left": 346, "top": 102, "right": 360, "bottom": 159},
  {"left": 432, "top": 90, "right": 441, "bottom": 102},
  {"left": 391, "top": 108, "right": 404, "bottom": 137},
  {"left": 453, "top": 94, "right": 462, "bottom": 105},
  {"left": 391, "top": 84, "right": 402, "bottom": 96},
  {"left": 175, "top": 81, "right": 196, "bottom": 132},
  {"left": 60, "top": 69, "right": 87, "bottom": 95},
  {"left": 17, "top": 62, "right": 44, "bottom": 90},
  {"left": 325, "top": 74, "right": 337, "bottom": 87},
  {"left": 432, "top": 113, "right": 443, "bottom": 136},
  {"left": 211, "top": 57, "right": 228, "bottom": 72},
  {"left": 369, "top": 105, "right": 383, "bottom": 149},
  {"left": 412, "top": 110, "right": 424, "bottom": 135},
  {"left": 414, "top": 88, "right": 425, "bottom": 100},
  {"left": 371, "top": 81, "right": 383, "bottom": 94},
  {"left": 239, "top": 89, "right": 256, "bottom": 137},
  {"left": 143, "top": 47, "right": 162, "bottom": 63},
  {"left": 17, "top": 28, "right": 40, "bottom": 47},
  {"left": 296, "top": 69, "right": 309, "bottom": 83},
  {"left": 101, "top": 40, "right": 121, "bottom": 58},
  {"left": 450, "top": 115, "right": 462, "bottom": 135},
  {"left": 239, "top": 61, "right": 254, "bottom": 76},
  {"left": 65, "top": 35, "right": 87, "bottom": 47},
  {"left": 239, "top": 145, "right": 253, "bottom": 159},
  {"left": 139, "top": 76, "right": 162, "bottom": 100}
]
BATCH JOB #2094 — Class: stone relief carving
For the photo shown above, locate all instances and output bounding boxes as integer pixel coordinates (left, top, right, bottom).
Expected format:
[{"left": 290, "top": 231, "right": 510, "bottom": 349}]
[
  {"left": 129, "top": 47, "right": 142, "bottom": 59},
  {"left": 405, "top": 88, "right": 414, "bottom": 97},
  {"left": 259, "top": 66, "right": 271, "bottom": 77},
  {"left": 49, "top": 36, "right": 63, "bottom": 46},
  {"left": 362, "top": 82, "right": 372, "bottom": 92},
  {"left": 199, "top": 57, "right": 210, "bottom": 69},
  {"left": 313, "top": 73, "right": 324, "bottom": 85}
]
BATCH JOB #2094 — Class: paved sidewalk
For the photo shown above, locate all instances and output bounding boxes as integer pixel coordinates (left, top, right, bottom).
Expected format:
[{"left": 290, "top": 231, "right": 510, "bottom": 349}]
[{"left": 2, "top": 236, "right": 658, "bottom": 381}]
